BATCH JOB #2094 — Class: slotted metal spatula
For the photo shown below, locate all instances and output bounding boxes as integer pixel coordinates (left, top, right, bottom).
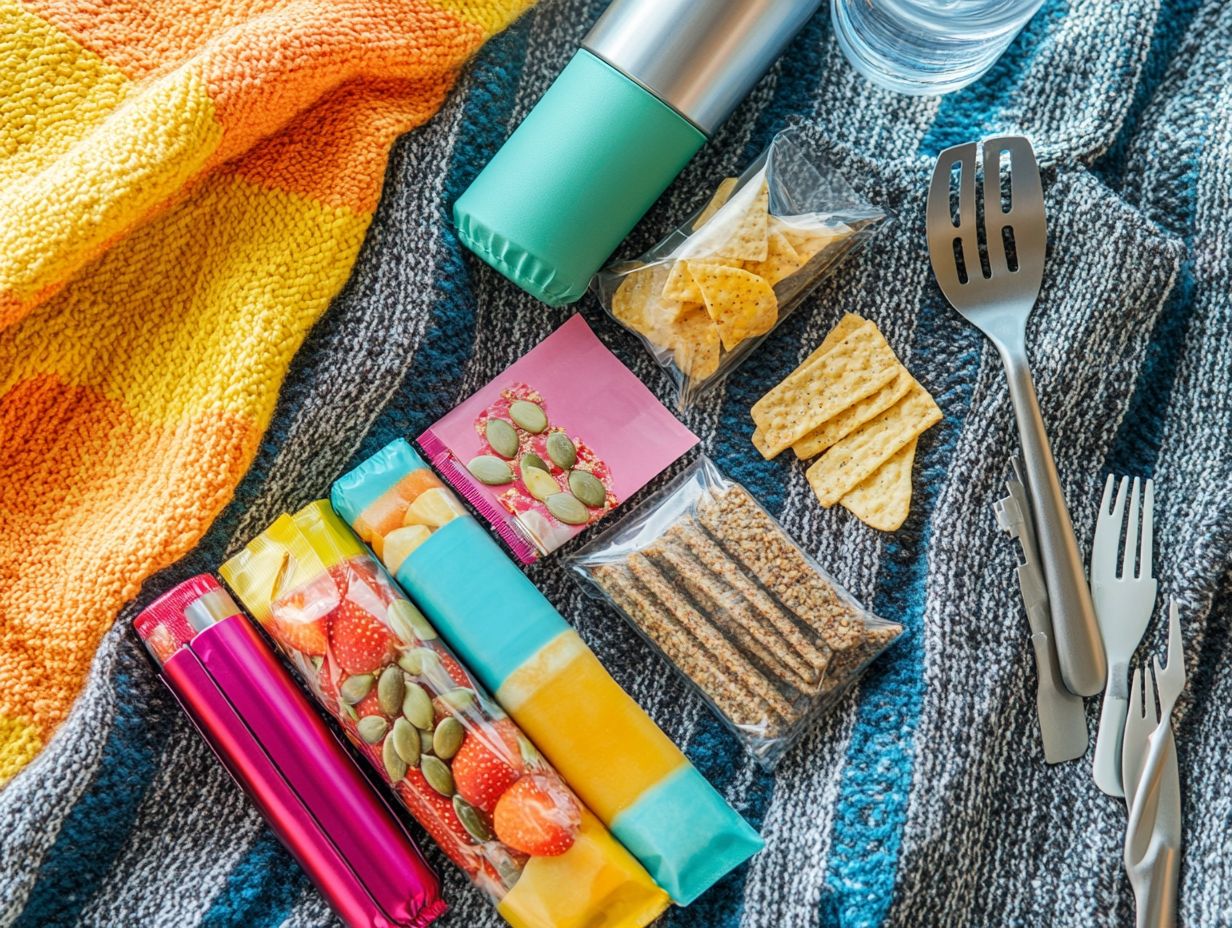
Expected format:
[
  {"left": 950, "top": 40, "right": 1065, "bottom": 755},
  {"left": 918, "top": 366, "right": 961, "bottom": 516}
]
[{"left": 926, "top": 136, "right": 1105, "bottom": 697}]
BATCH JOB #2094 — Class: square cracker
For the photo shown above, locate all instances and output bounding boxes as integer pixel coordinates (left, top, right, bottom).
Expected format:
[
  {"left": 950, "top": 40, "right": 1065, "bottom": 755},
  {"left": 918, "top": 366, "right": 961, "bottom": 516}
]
[
  {"left": 806, "top": 382, "right": 941, "bottom": 506},
  {"left": 744, "top": 231, "right": 802, "bottom": 287},
  {"left": 792, "top": 366, "right": 912, "bottom": 459},
  {"left": 751, "top": 321, "right": 900, "bottom": 458},
  {"left": 840, "top": 437, "right": 917, "bottom": 531}
]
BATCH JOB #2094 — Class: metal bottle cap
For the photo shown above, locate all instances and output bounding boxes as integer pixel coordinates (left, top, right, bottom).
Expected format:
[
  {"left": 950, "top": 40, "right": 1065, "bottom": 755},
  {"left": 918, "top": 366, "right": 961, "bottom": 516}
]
[{"left": 583, "top": 0, "right": 822, "bottom": 136}]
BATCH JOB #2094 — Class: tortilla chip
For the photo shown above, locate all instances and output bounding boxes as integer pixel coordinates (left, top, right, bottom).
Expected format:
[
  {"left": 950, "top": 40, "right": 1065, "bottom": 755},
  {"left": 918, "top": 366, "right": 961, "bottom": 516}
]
[
  {"left": 661, "top": 258, "right": 732, "bottom": 303},
  {"left": 690, "top": 263, "right": 779, "bottom": 351},
  {"left": 775, "top": 217, "right": 849, "bottom": 261},
  {"left": 692, "top": 177, "right": 739, "bottom": 230},
  {"left": 792, "top": 366, "right": 913, "bottom": 459},
  {"left": 805, "top": 382, "right": 941, "bottom": 506},
  {"left": 750, "top": 321, "right": 900, "bottom": 457},
  {"left": 612, "top": 264, "right": 689, "bottom": 345},
  {"left": 744, "top": 231, "right": 802, "bottom": 287},
  {"left": 669, "top": 307, "right": 722, "bottom": 380},
  {"left": 713, "top": 177, "right": 770, "bottom": 262},
  {"left": 840, "top": 438, "right": 916, "bottom": 531}
]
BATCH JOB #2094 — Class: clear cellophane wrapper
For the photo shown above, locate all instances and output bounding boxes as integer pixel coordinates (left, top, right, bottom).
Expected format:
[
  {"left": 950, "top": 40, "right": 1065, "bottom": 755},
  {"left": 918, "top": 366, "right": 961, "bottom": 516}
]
[
  {"left": 221, "top": 502, "right": 669, "bottom": 928},
  {"left": 595, "top": 125, "right": 887, "bottom": 409},
  {"left": 569, "top": 457, "right": 902, "bottom": 769}
]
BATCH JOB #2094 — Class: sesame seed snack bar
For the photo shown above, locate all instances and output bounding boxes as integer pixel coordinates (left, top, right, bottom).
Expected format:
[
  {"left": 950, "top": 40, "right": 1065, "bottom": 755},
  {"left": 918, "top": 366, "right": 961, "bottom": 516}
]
[{"left": 570, "top": 456, "right": 902, "bottom": 769}]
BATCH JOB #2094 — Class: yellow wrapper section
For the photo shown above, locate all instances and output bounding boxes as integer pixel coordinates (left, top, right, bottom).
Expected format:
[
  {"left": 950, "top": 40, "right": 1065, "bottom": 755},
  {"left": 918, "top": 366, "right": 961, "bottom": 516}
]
[
  {"left": 500, "top": 631, "right": 688, "bottom": 824},
  {"left": 499, "top": 809, "right": 671, "bottom": 928}
]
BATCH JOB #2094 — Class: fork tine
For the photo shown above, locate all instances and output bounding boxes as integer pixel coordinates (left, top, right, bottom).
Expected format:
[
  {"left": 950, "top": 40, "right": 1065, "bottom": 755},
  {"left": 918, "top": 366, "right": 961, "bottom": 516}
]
[
  {"left": 1099, "top": 473, "right": 1115, "bottom": 519},
  {"left": 1121, "top": 477, "right": 1141, "bottom": 579},
  {"left": 1139, "top": 479, "right": 1154, "bottom": 579},
  {"left": 1157, "top": 599, "right": 1185, "bottom": 692}
]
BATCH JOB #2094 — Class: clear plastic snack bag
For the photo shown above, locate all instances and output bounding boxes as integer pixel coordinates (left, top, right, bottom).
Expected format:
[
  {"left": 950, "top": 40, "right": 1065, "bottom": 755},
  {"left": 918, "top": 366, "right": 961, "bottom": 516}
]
[
  {"left": 221, "top": 501, "right": 670, "bottom": 928},
  {"left": 595, "top": 126, "right": 887, "bottom": 408},
  {"left": 569, "top": 456, "right": 903, "bottom": 769}
]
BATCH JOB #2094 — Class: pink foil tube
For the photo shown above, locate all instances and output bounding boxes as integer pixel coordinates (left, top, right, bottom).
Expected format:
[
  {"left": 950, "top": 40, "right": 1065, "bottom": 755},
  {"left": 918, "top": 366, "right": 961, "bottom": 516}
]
[{"left": 139, "top": 577, "right": 445, "bottom": 928}]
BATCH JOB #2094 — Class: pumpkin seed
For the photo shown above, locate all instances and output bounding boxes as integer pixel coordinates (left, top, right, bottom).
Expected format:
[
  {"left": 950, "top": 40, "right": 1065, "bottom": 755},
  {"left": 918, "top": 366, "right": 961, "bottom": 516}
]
[
  {"left": 523, "top": 466, "right": 560, "bottom": 502},
  {"left": 358, "top": 715, "right": 389, "bottom": 744},
  {"left": 382, "top": 735, "right": 408, "bottom": 781},
  {"left": 391, "top": 718, "right": 421, "bottom": 767},
  {"left": 340, "top": 702, "right": 358, "bottom": 721},
  {"left": 377, "top": 665, "right": 405, "bottom": 716},
  {"left": 419, "top": 730, "right": 435, "bottom": 755},
  {"left": 546, "top": 432, "right": 577, "bottom": 469},
  {"left": 340, "top": 674, "right": 374, "bottom": 705},
  {"left": 438, "top": 688, "right": 476, "bottom": 713},
  {"left": 421, "top": 756, "right": 454, "bottom": 796},
  {"left": 485, "top": 419, "right": 520, "bottom": 459},
  {"left": 402, "top": 682, "right": 434, "bottom": 730},
  {"left": 568, "top": 469, "right": 606, "bottom": 508},
  {"left": 397, "top": 647, "right": 440, "bottom": 677},
  {"left": 509, "top": 400, "right": 547, "bottom": 434},
  {"left": 454, "top": 796, "right": 492, "bottom": 842},
  {"left": 520, "top": 452, "right": 548, "bottom": 474},
  {"left": 433, "top": 717, "right": 465, "bottom": 760},
  {"left": 387, "top": 599, "right": 437, "bottom": 642},
  {"left": 467, "top": 455, "right": 513, "bottom": 485},
  {"left": 547, "top": 492, "right": 589, "bottom": 525}
]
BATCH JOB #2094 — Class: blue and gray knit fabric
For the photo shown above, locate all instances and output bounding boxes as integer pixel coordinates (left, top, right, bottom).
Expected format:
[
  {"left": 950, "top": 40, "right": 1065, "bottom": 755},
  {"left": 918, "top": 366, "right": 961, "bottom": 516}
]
[{"left": 2, "top": 0, "right": 1230, "bottom": 925}]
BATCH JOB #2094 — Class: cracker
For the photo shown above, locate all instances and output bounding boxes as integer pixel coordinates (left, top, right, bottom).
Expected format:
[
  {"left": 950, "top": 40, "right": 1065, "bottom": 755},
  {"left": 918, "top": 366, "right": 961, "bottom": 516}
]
[
  {"left": 669, "top": 307, "right": 722, "bottom": 380},
  {"left": 661, "top": 260, "right": 704, "bottom": 303},
  {"left": 840, "top": 437, "right": 917, "bottom": 531},
  {"left": 743, "top": 230, "right": 802, "bottom": 287},
  {"left": 692, "top": 177, "right": 738, "bottom": 231},
  {"left": 690, "top": 263, "right": 778, "bottom": 351},
  {"left": 750, "top": 321, "right": 900, "bottom": 458},
  {"left": 805, "top": 382, "right": 941, "bottom": 507},
  {"left": 791, "top": 366, "right": 913, "bottom": 459}
]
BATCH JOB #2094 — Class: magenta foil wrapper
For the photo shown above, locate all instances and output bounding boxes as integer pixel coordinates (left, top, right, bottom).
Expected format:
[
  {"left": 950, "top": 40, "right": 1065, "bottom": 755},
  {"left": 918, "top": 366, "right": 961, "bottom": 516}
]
[{"left": 134, "top": 575, "right": 445, "bottom": 928}]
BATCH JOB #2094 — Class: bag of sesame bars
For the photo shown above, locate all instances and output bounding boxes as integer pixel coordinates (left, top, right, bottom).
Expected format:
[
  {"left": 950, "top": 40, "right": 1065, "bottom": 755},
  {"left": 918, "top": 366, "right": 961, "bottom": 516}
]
[{"left": 568, "top": 456, "right": 902, "bottom": 769}]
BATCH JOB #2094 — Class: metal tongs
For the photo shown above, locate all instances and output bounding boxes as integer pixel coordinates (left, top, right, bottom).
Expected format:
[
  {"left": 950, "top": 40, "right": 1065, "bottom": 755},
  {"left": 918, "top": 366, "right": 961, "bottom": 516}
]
[
  {"left": 993, "top": 455, "right": 1088, "bottom": 763},
  {"left": 1122, "top": 601, "right": 1184, "bottom": 928}
]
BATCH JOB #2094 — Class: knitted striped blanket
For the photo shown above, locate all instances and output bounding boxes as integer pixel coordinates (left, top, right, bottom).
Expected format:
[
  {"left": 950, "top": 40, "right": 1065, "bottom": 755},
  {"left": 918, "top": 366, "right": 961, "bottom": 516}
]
[
  {"left": 4, "top": 0, "right": 1232, "bottom": 926},
  {"left": 0, "top": 0, "right": 531, "bottom": 783}
]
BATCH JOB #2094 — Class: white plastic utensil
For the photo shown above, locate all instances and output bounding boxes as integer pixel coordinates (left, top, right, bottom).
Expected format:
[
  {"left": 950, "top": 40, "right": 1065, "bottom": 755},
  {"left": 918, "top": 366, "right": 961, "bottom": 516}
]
[
  {"left": 1122, "top": 601, "right": 1183, "bottom": 928},
  {"left": 1091, "top": 475, "right": 1157, "bottom": 796}
]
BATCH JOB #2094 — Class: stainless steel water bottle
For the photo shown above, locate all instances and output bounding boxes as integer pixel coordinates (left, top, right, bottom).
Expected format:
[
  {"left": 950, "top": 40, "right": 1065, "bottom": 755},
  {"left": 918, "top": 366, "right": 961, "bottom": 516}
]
[{"left": 453, "top": 0, "right": 822, "bottom": 306}]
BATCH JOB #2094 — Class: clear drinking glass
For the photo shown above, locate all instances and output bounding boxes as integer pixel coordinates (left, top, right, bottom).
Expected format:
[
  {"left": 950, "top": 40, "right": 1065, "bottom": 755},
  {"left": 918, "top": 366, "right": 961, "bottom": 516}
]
[{"left": 830, "top": 0, "right": 1046, "bottom": 96}]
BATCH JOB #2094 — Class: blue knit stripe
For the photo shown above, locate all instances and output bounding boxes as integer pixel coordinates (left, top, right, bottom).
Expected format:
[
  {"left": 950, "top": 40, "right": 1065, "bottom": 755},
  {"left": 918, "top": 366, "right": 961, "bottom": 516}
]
[
  {"left": 199, "top": 830, "right": 310, "bottom": 928},
  {"left": 819, "top": 16, "right": 1051, "bottom": 925},
  {"left": 13, "top": 669, "right": 173, "bottom": 928}
]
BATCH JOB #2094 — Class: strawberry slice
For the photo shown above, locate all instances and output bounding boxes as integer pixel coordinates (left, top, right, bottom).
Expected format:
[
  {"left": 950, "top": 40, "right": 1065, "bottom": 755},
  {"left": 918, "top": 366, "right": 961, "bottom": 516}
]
[
  {"left": 452, "top": 718, "right": 523, "bottom": 815},
  {"left": 266, "top": 612, "right": 329, "bottom": 656},
  {"left": 492, "top": 773, "right": 580, "bottom": 857},
  {"left": 395, "top": 772, "right": 475, "bottom": 870},
  {"left": 328, "top": 599, "right": 395, "bottom": 674}
]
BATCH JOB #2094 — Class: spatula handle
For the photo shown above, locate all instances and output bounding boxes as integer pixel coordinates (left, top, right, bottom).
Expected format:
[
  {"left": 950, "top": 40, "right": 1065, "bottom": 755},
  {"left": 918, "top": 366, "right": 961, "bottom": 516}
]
[{"left": 1003, "top": 352, "right": 1106, "bottom": 696}]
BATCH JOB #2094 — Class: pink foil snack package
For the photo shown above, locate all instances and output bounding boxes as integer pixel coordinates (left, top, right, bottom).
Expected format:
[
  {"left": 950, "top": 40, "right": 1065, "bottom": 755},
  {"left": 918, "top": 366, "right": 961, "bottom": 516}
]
[{"left": 418, "top": 315, "right": 698, "bottom": 563}]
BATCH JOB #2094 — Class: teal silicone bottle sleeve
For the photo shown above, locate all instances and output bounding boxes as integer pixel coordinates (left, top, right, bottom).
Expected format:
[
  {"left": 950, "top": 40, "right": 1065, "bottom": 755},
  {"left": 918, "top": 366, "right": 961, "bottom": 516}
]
[{"left": 452, "top": 49, "right": 706, "bottom": 307}]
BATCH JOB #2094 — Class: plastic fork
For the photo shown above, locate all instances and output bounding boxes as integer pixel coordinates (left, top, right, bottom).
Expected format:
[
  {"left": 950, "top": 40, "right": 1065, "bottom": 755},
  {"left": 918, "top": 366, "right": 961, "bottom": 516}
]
[
  {"left": 1122, "top": 601, "right": 1184, "bottom": 928},
  {"left": 926, "top": 136, "right": 1105, "bottom": 697},
  {"left": 1091, "top": 476, "right": 1158, "bottom": 796}
]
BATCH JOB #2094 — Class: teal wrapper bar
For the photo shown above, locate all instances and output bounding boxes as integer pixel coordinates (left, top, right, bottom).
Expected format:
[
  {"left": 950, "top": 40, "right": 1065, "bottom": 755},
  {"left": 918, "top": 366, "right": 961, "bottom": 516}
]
[{"left": 331, "top": 440, "right": 763, "bottom": 905}]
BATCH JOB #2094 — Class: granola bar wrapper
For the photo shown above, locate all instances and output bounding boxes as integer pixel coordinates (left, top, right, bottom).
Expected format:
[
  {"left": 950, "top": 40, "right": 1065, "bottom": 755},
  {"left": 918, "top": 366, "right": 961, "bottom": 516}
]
[
  {"left": 416, "top": 314, "right": 697, "bottom": 564},
  {"left": 332, "top": 441, "right": 764, "bottom": 906},
  {"left": 595, "top": 126, "right": 887, "bottom": 409},
  {"left": 221, "top": 501, "right": 670, "bottom": 928},
  {"left": 568, "top": 456, "right": 903, "bottom": 770}
]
